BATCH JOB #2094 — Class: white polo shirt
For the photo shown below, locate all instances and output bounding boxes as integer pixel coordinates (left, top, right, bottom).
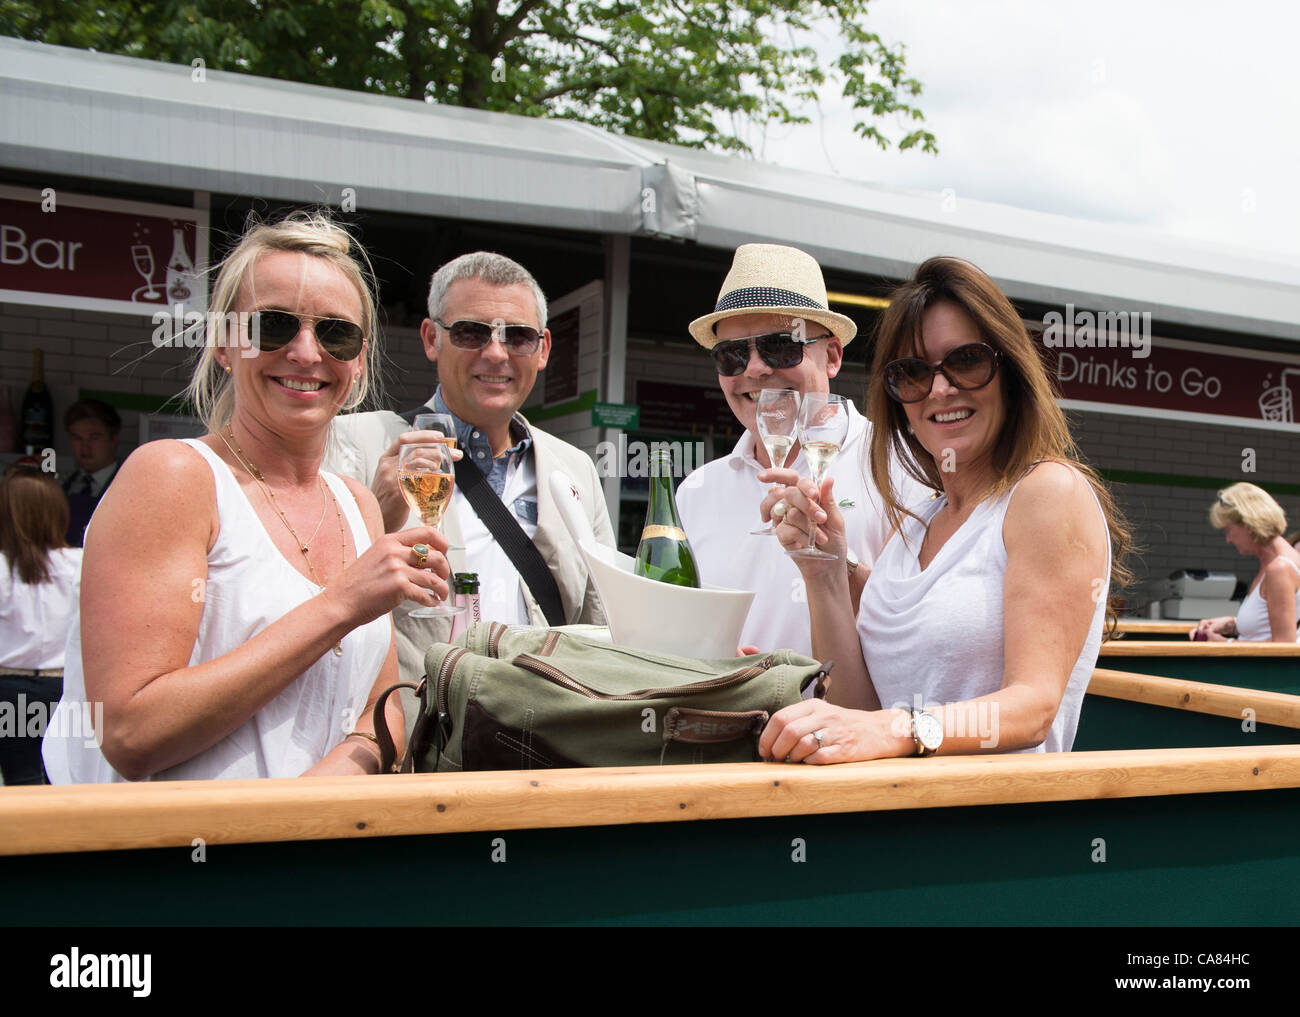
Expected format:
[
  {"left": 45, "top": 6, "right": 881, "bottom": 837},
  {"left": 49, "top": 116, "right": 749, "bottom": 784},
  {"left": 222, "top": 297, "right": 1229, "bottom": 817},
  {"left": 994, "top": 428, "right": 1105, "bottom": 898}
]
[{"left": 677, "top": 400, "right": 921, "bottom": 656}]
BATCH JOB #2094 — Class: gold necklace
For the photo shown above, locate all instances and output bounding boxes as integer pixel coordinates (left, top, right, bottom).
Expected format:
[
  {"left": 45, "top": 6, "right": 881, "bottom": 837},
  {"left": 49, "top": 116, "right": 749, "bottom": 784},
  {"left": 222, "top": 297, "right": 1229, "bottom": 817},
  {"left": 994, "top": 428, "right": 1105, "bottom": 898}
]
[{"left": 218, "top": 426, "right": 347, "bottom": 656}]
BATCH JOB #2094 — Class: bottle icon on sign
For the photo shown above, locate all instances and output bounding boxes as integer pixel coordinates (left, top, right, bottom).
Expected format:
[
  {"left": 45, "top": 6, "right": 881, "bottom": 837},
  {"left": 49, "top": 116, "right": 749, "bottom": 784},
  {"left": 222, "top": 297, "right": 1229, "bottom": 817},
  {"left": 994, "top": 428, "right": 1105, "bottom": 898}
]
[{"left": 166, "top": 227, "right": 195, "bottom": 303}]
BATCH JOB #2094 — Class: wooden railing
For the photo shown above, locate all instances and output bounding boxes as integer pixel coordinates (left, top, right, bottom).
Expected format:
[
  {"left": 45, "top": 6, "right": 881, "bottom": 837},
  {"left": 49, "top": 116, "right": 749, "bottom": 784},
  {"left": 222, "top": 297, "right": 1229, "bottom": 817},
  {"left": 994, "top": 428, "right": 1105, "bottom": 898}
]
[
  {"left": 1099, "top": 640, "right": 1300, "bottom": 657},
  {"left": 4, "top": 744, "right": 1300, "bottom": 857},
  {"left": 1089, "top": 667, "right": 1300, "bottom": 727}
]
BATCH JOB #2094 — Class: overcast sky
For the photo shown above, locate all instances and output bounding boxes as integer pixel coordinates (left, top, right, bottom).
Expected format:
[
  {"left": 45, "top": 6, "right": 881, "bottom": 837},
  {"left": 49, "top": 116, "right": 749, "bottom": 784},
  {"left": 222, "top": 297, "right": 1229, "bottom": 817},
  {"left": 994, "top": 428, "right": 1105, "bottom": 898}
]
[{"left": 748, "top": 0, "right": 1300, "bottom": 261}]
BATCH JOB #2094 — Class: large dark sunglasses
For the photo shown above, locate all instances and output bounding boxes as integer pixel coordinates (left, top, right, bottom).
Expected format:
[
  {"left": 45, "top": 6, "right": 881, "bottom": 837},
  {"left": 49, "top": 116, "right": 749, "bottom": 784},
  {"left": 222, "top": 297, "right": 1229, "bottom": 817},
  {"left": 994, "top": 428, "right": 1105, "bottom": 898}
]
[
  {"left": 250, "top": 310, "right": 365, "bottom": 361},
  {"left": 883, "top": 343, "right": 1001, "bottom": 403},
  {"left": 436, "top": 318, "right": 544, "bottom": 355},
  {"left": 711, "top": 332, "right": 826, "bottom": 377}
]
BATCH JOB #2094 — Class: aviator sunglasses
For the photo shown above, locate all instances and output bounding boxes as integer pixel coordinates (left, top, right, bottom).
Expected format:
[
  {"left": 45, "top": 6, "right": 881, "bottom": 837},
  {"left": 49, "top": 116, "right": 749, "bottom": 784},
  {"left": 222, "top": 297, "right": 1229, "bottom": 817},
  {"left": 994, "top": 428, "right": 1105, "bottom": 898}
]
[
  {"left": 883, "top": 342, "right": 1001, "bottom": 403},
  {"left": 250, "top": 310, "right": 365, "bottom": 361},
  {"left": 711, "top": 332, "right": 828, "bottom": 377},
  {"left": 436, "top": 319, "right": 544, "bottom": 355}
]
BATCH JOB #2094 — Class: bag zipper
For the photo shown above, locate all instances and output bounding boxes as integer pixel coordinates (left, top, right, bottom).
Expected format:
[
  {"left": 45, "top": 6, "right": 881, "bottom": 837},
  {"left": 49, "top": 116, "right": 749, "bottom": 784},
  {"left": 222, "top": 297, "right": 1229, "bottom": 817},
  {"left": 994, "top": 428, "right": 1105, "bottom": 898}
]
[
  {"left": 435, "top": 646, "right": 471, "bottom": 718},
  {"left": 512, "top": 654, "right": 775, "bottom": 701}
]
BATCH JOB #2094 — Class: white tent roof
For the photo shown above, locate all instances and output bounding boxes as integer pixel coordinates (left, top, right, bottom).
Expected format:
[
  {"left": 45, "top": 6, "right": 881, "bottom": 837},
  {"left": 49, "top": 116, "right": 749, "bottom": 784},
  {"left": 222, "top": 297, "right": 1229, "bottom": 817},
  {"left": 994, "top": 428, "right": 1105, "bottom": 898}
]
[{"left": 3, "top": 36, "right": 1297, "bottom": 341}]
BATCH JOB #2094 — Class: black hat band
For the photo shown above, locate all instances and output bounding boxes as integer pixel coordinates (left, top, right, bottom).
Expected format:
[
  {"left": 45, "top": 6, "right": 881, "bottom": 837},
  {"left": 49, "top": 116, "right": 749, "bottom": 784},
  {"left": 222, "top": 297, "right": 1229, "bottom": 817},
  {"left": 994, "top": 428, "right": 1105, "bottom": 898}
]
[{"left": 714, "top": 287, "right": 826, "bottom": 314}]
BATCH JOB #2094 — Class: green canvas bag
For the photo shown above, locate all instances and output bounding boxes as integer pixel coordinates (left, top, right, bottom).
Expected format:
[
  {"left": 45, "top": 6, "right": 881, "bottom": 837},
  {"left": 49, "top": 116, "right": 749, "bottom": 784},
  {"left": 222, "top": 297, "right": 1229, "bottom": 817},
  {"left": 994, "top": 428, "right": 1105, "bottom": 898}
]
[{"left": 373, "top": 621, "right": 831, "bottom": 773}]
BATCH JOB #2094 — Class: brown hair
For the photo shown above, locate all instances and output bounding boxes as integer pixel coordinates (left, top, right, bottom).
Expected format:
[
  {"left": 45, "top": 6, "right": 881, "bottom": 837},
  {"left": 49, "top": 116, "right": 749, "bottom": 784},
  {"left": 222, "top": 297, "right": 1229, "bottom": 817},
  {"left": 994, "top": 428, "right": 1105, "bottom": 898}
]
[
  {"left": 867, "top": 256, "right": 1133, "bottom": 614},
  {"left": 64, "top": 398, "right": 121, "bottom": 434},
  {"left": 0, "top": 471, "right": 70, "bottom": 585}
]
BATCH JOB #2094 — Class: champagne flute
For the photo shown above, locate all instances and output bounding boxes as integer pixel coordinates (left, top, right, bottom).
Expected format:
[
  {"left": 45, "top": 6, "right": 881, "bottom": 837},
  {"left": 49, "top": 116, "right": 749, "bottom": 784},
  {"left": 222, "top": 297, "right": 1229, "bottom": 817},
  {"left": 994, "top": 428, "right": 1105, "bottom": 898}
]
[
  {"left": 410, "top": 412, "right": 463, "bottom": 550},
  {"left": 786, "top": 392, "right": 848, "bottom": 561},
  {"left": 413, "top": 412, "right": 457, "bottom": 441},
  {"left": 750, "top": 388, "right": 802, "bottom": 535},
  {"left": 398, "top": 442, "right": 464, "bottom": 618}
]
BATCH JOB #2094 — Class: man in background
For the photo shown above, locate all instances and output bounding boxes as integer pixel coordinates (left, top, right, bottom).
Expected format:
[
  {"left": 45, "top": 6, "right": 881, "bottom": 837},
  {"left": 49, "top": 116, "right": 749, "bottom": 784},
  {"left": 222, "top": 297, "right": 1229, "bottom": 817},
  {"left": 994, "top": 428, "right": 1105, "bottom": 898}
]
[{"left": 61, "top": 399, "right": 122, "bottom": 547}]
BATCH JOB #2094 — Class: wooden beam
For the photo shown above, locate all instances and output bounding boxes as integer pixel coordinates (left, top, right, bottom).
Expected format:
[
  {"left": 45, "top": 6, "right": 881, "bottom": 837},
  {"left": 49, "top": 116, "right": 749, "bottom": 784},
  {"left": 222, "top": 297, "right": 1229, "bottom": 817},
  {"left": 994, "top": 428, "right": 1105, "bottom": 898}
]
[
  {"left": 1100, "top": 640, "right": 1300, "bottom": 657},
  {"left": 1089, "top": 668, "right": 1300, "bottom": 728},
  {"left": 1111, "top": 619, "right": 1195, "bottom": 637},
  {"left": 4, "top": 746, "right": 1300, "bottom": 857}
]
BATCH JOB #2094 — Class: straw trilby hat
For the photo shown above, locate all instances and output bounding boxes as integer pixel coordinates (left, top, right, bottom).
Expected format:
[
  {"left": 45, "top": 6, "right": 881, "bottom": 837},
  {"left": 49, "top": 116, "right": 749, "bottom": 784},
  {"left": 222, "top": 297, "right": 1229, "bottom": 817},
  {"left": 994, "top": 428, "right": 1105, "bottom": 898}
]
[{"left": 689, "top": 243, "right": 857, "bottom": 349}]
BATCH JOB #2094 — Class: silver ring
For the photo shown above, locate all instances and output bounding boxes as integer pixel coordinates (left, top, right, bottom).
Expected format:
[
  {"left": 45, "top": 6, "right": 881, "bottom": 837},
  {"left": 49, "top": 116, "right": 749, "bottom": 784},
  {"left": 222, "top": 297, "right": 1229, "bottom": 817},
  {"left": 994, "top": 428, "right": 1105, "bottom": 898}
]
[
  {"left": 813, "top": 728, "right": 827, "bottom": 749},
  {"left": 772, "top": 501, "right": 787, "bottom": 519}
]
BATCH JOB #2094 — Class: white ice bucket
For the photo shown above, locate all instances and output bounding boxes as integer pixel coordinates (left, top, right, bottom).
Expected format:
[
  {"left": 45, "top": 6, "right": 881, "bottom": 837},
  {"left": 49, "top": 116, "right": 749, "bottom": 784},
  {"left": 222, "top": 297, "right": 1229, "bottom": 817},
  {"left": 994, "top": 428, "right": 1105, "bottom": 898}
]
[{"left": 549, "top": 472, "right": 755, "bottom": 659}]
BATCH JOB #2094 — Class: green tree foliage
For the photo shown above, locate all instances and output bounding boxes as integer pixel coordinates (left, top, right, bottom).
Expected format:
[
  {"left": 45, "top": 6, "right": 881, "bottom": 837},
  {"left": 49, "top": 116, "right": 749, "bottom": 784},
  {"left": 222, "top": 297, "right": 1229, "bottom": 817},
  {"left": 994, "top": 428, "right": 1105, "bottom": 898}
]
[{"left": 3, "top": 0, "right": 936, "bottom": 154}]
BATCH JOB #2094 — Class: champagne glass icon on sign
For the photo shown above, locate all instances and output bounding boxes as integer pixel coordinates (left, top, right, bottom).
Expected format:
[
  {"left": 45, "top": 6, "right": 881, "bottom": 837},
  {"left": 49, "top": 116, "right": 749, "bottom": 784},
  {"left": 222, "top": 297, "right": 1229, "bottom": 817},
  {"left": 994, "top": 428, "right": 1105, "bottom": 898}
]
[{"left": 130, "top": 244, "right": 163, "bottom": 302}]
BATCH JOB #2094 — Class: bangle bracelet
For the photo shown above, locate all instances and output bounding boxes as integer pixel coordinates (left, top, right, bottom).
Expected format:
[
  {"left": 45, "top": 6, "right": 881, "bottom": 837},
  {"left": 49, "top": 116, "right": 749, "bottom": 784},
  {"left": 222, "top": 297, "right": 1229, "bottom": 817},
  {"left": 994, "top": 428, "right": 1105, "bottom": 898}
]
[{"left": 345, "top": 731, "right": 380, "bottom": 746}]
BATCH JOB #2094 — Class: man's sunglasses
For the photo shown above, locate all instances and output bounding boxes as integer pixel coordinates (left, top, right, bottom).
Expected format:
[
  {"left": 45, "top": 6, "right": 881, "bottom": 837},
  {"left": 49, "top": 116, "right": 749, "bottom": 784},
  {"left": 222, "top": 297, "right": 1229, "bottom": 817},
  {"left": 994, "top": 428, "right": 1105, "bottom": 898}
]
[
  {"left": 436, "top": 319, "right": 544, "bottom": 355},
  {"left": 883, "top": 343, "right": 1001, "bottom": 403},
  {"left": 250, "top": 310, "right": 365, "bottom": 362},
  {"left": 711, "top": 332, "right": 827, "bottom": 377}
]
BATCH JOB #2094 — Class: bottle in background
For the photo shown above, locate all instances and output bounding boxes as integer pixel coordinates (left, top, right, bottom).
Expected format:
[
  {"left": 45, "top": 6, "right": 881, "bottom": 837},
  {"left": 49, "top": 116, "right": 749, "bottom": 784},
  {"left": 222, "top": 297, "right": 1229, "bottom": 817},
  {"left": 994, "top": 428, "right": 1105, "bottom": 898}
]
[
  {"left": 633, "top": 448, "right": 701, "bottom": 588},
  {"left": 0, "top": 383, "right": 16, "bottom": 454},
  {"left": 448, "top": 572, "right": 481, "bottom": 641},
  {"left": 19, "top": 350, "right": 54, "bottom": 454}
]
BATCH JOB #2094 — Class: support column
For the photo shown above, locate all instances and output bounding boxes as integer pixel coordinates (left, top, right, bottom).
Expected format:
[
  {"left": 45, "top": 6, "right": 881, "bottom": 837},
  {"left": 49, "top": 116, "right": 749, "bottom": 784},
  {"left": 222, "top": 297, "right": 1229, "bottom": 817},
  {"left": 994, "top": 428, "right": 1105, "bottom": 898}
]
[{"left": 601, "top": 233, "right": 631, "bottom": 538}]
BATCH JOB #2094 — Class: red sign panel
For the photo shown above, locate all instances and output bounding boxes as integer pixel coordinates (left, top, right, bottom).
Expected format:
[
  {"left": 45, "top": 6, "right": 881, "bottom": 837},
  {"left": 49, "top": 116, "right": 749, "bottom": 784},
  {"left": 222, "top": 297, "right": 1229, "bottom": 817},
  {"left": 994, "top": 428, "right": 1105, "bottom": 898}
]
[
  {"left": 1035, "top": 327, "right": 1299, "bottom": 430},
  {"left": 0, "top": 186, "right": 207, "bottom": 316}
]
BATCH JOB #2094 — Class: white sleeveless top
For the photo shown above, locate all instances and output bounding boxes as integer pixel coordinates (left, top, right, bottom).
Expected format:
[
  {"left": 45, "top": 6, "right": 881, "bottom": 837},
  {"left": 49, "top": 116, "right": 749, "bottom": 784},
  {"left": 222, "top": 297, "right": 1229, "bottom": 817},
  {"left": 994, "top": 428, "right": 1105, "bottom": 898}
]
[
  {"left": 857, "top": 467, "right": 1109, "bottom": 753},
  {"left": 43, "top": 439, "right": 390, "bottom": 783},
  {"left": 1235, "top": 557, "right": 1300, "bottom": 642}
]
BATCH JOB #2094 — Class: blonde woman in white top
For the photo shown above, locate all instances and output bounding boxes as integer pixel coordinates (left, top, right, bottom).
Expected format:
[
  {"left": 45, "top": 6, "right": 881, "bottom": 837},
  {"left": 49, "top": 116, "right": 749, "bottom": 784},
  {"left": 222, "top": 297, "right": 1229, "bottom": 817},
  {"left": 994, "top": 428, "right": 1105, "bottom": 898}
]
[
  {"left": 1193, "top": 484, "right": 1300, "bottom": 643},
  {"left": 754, "top": 257, "right": 1131, "bottom": 762},
  {"left": 43, "top": 212, "right": 451, "bottom": 783}
]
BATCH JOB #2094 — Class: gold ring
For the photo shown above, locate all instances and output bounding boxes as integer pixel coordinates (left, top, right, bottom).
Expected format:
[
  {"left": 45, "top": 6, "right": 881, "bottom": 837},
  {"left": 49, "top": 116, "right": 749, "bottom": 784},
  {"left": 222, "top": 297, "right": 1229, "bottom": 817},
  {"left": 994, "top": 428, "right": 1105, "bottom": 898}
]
[{"left": 412, "top": 543, "right": 430, "bottom": 568}]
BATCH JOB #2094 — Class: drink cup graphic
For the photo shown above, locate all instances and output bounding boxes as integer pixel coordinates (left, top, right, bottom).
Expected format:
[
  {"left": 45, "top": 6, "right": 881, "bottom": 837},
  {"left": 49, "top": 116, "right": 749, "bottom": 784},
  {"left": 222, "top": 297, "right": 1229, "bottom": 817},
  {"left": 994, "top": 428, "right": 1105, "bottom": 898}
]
[{"left": 1259, "top": 370, "right": 1300, "bottom": 424}]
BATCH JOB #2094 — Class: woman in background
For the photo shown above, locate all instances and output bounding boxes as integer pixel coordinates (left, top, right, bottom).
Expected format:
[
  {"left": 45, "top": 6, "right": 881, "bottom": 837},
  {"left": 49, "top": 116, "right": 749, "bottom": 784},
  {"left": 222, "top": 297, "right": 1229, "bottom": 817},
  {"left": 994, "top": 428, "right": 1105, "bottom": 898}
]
[
  {"left": 0, "top": 470, "right": 82, "bottom": 784},
  {"left": 1193, "top": 483, "right": 1300, "bottom": 642}
]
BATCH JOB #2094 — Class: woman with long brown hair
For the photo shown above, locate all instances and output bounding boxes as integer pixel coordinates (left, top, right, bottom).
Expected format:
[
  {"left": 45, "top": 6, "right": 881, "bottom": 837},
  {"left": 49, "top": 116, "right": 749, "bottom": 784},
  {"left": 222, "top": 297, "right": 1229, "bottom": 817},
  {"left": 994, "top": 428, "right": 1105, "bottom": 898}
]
[
  {"left": 756, "top": 256, "right": 1131, "bottom": 761},
  {"left": 0, "top": 469, "right": 82, "bottom": 784}
]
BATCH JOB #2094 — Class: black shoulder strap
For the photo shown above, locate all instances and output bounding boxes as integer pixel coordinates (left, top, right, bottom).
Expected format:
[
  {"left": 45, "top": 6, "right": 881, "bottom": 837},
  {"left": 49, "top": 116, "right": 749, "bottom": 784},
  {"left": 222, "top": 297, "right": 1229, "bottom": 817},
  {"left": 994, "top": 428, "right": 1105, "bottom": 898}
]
[{"left": 401, "top": 406, "right": 566, "bottom": 626}]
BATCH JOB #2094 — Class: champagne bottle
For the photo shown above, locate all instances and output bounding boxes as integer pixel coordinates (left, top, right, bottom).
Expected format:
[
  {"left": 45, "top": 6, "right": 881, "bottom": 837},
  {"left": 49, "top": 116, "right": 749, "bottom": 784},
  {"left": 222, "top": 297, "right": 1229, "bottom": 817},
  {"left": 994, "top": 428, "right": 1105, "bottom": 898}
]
[
  {"left": 0, "top": 383, "right": 16, "bottom": 454},
  {"left": 633, "top": 448, "right": 701, "bottom": 588},
  {"left": 20, "top": 350, "right": 54, "bottom": 454}
]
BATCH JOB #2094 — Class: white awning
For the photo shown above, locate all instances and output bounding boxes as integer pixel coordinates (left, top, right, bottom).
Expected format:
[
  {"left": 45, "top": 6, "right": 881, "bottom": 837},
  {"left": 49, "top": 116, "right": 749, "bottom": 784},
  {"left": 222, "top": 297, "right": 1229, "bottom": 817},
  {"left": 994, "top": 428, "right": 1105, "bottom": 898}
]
[{"left": 4, "top": 35, "right": 1297, "bottom": 342}]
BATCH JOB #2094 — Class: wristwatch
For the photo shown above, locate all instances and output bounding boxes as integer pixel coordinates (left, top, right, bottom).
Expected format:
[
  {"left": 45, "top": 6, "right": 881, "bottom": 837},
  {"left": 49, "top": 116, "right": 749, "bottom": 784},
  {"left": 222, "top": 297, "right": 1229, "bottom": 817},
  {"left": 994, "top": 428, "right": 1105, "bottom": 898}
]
[
  {"left": 846, "top": 546, "right": 861, "bottom": 577},
  {"left": 905, "top": 705, "right": 943, "bottom": 756}
]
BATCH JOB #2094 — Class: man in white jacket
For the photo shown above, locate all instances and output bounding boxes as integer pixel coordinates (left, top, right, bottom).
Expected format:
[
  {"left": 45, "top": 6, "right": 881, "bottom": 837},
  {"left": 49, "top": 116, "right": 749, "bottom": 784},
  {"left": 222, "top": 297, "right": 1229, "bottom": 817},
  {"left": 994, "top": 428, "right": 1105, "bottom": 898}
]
[
  {"left": 677, "top": 244, "right": 920, "bottom": 656},
  {"left": 328, "top": 252, "right": 614, "bottom": 684}
]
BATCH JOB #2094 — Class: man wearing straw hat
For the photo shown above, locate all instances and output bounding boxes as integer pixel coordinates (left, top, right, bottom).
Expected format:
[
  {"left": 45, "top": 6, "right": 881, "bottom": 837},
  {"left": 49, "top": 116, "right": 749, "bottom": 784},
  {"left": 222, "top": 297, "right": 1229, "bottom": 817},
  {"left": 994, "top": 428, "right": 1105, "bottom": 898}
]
[{"left": 677, "top": 243, "right": 916, "bottom": 656}]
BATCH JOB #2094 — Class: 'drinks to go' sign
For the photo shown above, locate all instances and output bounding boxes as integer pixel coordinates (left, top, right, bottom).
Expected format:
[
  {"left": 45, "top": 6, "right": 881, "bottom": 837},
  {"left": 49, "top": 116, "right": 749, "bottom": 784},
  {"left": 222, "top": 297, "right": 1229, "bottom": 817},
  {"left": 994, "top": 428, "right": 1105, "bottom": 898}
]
[
  {"left": 0, "top": 185, "right": 207, "bottom": 317},
  {"left": 1034, "top": 311, "right": 1300, "bottom": 431}
]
